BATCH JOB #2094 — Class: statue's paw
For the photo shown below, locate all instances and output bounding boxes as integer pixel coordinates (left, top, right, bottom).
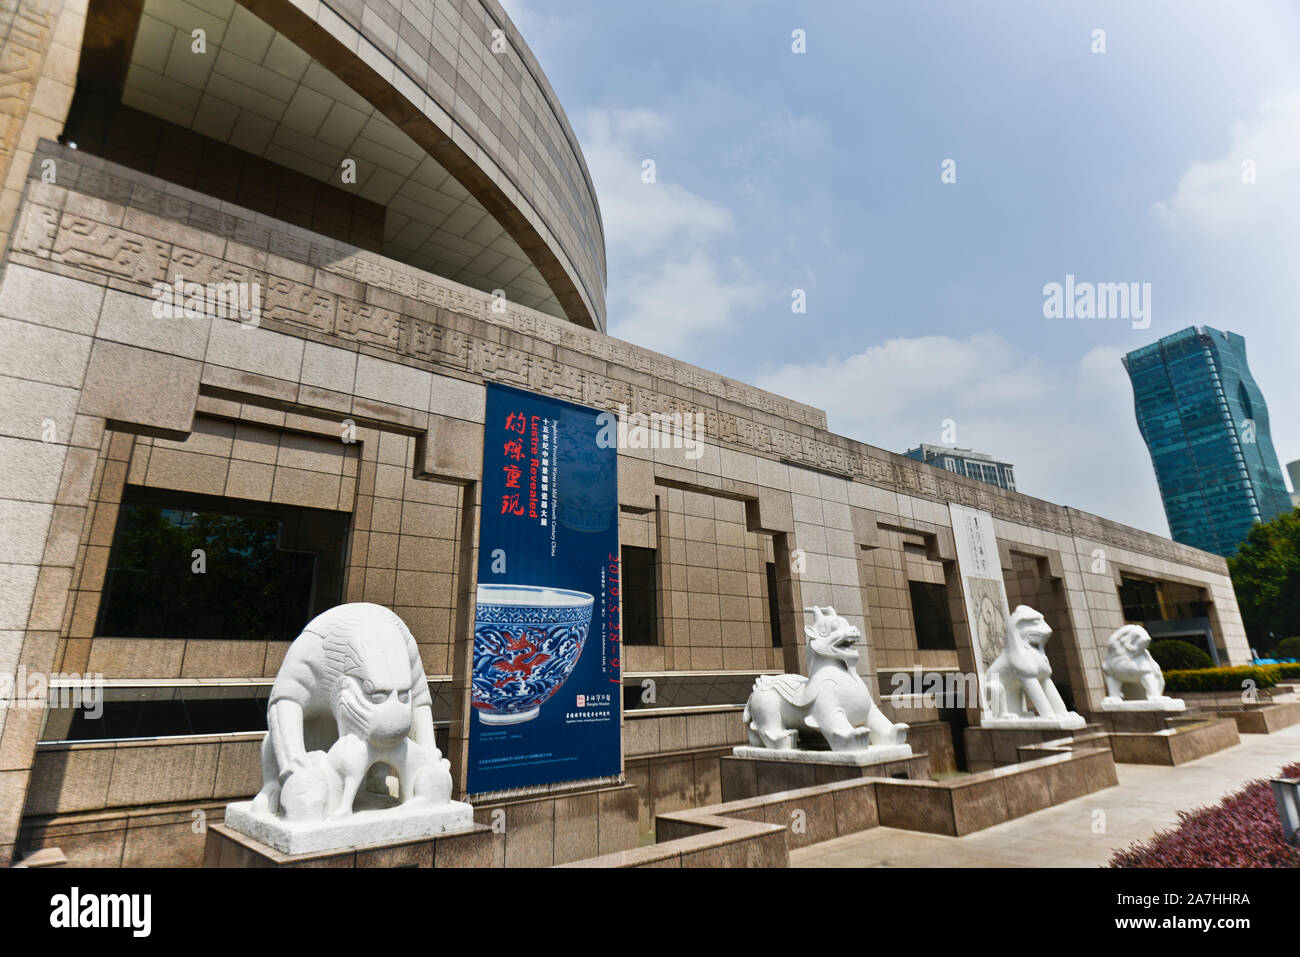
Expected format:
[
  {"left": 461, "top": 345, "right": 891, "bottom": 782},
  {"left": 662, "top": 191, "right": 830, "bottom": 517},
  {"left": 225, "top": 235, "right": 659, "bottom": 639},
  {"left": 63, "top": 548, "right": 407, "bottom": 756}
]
[
  {"left": 891, "top": 722, "right": 909, "bottom": 745},
  {"left": 250, "top": 788, "right": 275, "bottom": 817},
  {"left": 280, "top": 761, "right": 342, "bottom": 821},
  {"left": 406, "top": 762, "right": 452, "bottom": 805},
  {"left": 774, "top": 729, "right": 799, "bottom": 750},
  {"left": 847, "top": 727, "right": 872, "bottom": 746}
]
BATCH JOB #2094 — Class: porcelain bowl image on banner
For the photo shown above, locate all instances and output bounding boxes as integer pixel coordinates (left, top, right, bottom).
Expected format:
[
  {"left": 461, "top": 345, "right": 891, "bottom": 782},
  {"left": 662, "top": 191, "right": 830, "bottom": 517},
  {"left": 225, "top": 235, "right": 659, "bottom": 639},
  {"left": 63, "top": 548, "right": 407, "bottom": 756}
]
[{"left": 472, "top": 584, "right": 594, "bottom": 724}]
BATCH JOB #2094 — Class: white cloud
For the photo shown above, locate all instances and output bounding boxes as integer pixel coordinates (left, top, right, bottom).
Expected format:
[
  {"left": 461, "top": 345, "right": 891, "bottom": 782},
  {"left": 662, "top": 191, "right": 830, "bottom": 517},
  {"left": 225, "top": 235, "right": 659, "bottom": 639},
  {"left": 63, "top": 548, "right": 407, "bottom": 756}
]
[
  {"left": 582, "top": 108, "right": 733, "bottom": 259},
  {"left": 1153, "top": 90, "right": 1300, "bottom": 237},
  {"left": 608, "top": 252, "right": 765, "bottom": 355},
  {"left": 579, "top": 107, "right": 766, "bottom": 354},
  {"left": 755, "top": 334, "right": 1170, "bottom": 537}
]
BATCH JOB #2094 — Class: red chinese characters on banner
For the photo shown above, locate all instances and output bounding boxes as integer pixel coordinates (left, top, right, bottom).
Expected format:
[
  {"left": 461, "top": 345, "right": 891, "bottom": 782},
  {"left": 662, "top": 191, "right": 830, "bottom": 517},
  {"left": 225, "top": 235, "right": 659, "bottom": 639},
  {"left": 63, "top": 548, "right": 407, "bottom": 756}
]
[
  {"left": 500, "top": 410, "right": 529, "bottom": 517},
  {"left": 499, "top": 410, "right": 550, "bottom": 522}
]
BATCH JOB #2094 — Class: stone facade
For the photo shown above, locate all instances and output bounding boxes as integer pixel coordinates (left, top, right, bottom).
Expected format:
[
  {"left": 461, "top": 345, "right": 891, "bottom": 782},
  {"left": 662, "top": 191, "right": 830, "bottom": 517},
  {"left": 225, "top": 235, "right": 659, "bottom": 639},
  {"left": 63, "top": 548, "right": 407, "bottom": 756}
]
[
  {"left": 0, "top": 139, "right": 1248, "bottom": 863},
  {"left": 0, "top": 0, "right": 1249, "bottom": 867}
]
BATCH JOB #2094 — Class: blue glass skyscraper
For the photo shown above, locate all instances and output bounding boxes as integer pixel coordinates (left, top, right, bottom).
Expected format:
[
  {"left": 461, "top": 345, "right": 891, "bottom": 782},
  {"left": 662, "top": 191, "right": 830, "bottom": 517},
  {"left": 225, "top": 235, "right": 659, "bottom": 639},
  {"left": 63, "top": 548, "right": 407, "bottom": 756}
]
[{"left": 1123, "top": 326, "right": 1292, "bottom": 556}]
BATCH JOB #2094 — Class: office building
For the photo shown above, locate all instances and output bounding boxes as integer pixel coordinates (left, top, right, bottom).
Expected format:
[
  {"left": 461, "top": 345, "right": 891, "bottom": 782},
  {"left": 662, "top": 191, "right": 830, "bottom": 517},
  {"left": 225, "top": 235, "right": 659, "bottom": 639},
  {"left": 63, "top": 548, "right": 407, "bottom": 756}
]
[{"left": 1123, "top": 326, "right": 1291, "bottom": 556}]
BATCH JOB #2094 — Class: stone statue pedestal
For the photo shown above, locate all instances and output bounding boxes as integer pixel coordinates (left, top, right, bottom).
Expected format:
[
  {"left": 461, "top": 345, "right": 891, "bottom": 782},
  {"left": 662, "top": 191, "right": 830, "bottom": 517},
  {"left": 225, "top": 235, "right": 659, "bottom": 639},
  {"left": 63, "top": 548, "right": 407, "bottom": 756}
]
[
  {"left": 964, "top": 719, "right": 1100, "bottom": 771},
  {"left": 205, "top": 815, "right": 495, "bottom": 868},
  {"left": 979, "top": 713, "right": 1086, "bottom": 731},
  {"left": 731, "top": 744, "right": 914, "bottom": 766},
  {"left": 224, "top": 790, "right": 475, "bottom": 857},
  {"left": 721, "top": 748, "right": 931, "bottom": 802},
  {"left": 1106, "top": 717, "right": 1240, "bottom": 766},
  {"left": 1100, "top": 697, "right": 1185, "bottom": 713}
]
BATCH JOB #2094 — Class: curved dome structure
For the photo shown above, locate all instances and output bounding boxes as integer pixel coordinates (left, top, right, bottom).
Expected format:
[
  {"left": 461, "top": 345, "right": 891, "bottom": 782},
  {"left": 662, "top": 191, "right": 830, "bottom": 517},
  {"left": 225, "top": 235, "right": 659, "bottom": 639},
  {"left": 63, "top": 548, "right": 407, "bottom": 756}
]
[{"left": 76, "top": 0, "right": 607, "bottom": 330}]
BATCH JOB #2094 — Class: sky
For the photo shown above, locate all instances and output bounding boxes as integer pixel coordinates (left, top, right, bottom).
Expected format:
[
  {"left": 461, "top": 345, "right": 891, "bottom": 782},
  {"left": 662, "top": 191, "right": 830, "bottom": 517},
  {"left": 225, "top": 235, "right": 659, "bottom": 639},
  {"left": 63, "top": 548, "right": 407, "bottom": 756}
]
[{"left": 500, "top": 0, "right": 1300, "bottom": 538}]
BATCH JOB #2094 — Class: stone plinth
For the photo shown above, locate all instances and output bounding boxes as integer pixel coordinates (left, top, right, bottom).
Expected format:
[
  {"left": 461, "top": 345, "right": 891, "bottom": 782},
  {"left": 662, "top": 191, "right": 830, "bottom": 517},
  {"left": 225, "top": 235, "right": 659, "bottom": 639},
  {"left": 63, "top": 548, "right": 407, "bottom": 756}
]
[
  {"left": 1213, "top": 701, "right": 1300, "bottom": 735},
  {"left": 721, "top": 751, "right": 931, "bottom": 803},
  {"left": 1107, "top": 718, "right": 1240, "bottom": 766},
  {"left": 731, "top": 744, "right": 913, "bottom": 766},
  {"left": 1101, "top": 698, "right": 1186, "bottom": 713},
  {"left": 1094, "top": 709, "right": 1188, "bottom": 734},
  {"left": 224, "top": 797, "right": 476, "bottom": 857},
  {"left": 873, "top": 747, "right": 1118, "bottom": 837},
  {"left": 979, "top": 713, "right": 1086, "bottom": 731},
  {"left": 964, "top": 722, "right": 1102, "bottom": 772},
  {"left": 204, "top": 820, "right": 497, "bottom": 868}
]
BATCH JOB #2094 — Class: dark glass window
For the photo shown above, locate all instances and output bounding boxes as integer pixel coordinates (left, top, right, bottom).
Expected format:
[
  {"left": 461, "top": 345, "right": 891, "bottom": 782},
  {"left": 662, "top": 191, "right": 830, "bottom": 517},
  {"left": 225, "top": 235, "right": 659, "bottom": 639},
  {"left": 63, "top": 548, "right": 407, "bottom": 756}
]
[
  {"left": 60, "top": 693, "right": 271, "bottom": 741},
  {"left": 621, "top": 545, "right": 659, "bottom": 646},
  {"left": 1120, "top": 577, "right": 1160, "bottom": 621},
  {"left": 96, "top": 487, "right": 348, "bottom": 641},
  {"left": 1119, "top": 576, "right": 1210, "bottom": 622},
  {"left": 909, "top": 580, "right": 955, "bottom": 650},
  {"left": 766, "top": 561, "right": 783, "bottom": 648},
  {"left": 48, "top": 691, "right": 450, "bottom": 753}
]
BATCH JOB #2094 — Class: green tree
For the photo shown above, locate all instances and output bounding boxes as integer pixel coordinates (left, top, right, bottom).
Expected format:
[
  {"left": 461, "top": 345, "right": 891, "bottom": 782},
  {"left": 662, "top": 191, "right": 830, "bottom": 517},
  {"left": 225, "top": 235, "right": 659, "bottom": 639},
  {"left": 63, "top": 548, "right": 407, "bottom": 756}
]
[{"left": 1228, "top": 507, "right": 1300, "bottom": 654}]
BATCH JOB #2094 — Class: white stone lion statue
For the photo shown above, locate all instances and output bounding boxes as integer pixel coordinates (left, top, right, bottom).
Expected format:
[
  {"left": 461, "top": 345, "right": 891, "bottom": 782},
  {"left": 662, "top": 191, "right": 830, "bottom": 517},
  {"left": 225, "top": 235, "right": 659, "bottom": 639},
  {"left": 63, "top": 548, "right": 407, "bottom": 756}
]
[
  {"left": 250, "top": 602, "right": 453, "bottom": 820},
  {"left": 742, "top": 606, "right": 909, "bottom": 752},
  {"left": 223, "top": 604, "right": 474, "bottom": 856},
  {"left": 982, "top": 605, "right": 1081, "bottom": 726},
  {"left": 1101, "top": 624, "right": 1185, "bottom": 710}
]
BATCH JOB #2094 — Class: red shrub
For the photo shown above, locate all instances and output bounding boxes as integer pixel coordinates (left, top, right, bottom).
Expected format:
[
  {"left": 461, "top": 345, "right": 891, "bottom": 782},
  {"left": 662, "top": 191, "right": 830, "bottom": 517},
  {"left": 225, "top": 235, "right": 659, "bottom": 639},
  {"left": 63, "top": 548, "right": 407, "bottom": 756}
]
[{"left": 1110, "top": 761, "right": 1300, "bottom": 868}]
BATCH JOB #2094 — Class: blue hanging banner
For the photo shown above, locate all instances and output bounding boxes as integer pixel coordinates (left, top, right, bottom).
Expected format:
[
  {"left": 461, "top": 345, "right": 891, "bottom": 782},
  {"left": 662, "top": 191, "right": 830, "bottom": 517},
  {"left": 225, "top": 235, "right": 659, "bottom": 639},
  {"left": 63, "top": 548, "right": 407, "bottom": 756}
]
[{"left": 467, "top": 383, "right": 621, "bottom": 794}]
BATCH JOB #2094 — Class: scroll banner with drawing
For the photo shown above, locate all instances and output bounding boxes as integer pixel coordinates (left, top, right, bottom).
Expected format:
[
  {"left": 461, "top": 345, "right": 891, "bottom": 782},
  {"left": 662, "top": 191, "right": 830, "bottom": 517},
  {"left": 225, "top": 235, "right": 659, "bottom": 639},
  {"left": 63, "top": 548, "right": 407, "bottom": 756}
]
[
  {"left": 948, "top": 503, "right": 1011, "bottom": 718},
  {"left": 467, "top": 383, "right": 621, "bottom": 794}
]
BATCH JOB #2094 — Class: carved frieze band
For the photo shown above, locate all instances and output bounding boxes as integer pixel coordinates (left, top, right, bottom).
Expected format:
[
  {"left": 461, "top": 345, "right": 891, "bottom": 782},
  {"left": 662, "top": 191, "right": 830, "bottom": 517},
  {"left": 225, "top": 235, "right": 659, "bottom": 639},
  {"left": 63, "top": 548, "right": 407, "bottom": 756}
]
[{"left": 0, "top": 0, "right": 58, "bottom": 180}]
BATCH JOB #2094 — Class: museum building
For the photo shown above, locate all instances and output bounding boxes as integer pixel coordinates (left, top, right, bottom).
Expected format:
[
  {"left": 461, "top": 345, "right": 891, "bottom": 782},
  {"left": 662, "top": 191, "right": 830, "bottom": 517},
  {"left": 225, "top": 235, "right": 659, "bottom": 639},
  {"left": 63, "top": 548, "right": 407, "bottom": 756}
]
[{"left": 0, "top": 0, "right": 1250, "bottom": 866}]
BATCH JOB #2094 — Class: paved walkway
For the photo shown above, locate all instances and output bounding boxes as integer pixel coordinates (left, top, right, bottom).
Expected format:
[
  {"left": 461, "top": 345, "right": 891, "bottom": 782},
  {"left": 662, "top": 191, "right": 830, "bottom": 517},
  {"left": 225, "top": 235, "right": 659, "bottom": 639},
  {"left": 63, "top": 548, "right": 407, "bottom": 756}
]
[{"left": 792, "top": 722, "right": 1300, "bottom": 867}]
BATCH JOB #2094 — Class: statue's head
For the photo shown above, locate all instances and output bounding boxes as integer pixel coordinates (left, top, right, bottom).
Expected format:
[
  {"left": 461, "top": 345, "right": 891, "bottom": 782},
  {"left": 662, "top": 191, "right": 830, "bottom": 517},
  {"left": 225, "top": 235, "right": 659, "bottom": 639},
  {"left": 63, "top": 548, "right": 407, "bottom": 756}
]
[
  {"left": 1008, "top": 605, "right": 1052, "bottom": 650},
  {"left": 1110, "top": 624, "right": 1152, "bottom": 656},
  {"left": 1107, "top": 624, "right": 1149, "bottom": 655},
  {"left": 803, "top": 605, "right": 862, "bottom": 666},
  {"left": 321, "top": 604, "right": 417, "bottom": 748}
]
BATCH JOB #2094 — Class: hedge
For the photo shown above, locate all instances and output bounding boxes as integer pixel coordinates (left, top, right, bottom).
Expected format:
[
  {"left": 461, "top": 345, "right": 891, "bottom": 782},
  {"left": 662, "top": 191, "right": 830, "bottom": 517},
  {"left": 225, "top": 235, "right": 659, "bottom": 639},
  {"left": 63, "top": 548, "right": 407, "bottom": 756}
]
[{"left": 1162, "top": 665, "right": 1283, "bottom": 693}]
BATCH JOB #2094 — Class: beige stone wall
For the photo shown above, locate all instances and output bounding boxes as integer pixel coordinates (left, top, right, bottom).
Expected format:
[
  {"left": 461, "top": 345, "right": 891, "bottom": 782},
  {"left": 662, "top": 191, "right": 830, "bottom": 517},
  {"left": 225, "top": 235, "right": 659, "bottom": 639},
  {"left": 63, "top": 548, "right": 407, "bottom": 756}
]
[
  {"left": 634, "top": 486, "right": 781, "bottom": 673},
  {"left": 858, "top": 528, "right": 962, "bottom": 674},
  {"left": 53, "top": 406, "right": 471, "bottom": 681}
]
